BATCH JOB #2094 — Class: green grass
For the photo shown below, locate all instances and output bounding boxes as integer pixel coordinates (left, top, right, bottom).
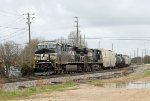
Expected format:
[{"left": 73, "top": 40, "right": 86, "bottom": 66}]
[
  {"left": 144, "top": 70, "right": 150, "bottom": 77},
  {"left": 0, "top": 80, "right": 77, "bottom": 101}
]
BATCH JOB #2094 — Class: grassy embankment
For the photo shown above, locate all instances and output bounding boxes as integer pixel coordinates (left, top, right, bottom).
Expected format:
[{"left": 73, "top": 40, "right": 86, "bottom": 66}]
[
  {"left": 0, "top": 80, "right": 78, "bottom": 101},
  {"left": 144, "top": 70, "right": 150, "bottom": 77}
]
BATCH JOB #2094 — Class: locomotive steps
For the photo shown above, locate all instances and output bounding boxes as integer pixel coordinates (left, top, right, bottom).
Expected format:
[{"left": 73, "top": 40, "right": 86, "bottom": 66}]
[{"left": 1, "top": 66, "right": 135, "bottom": 91}]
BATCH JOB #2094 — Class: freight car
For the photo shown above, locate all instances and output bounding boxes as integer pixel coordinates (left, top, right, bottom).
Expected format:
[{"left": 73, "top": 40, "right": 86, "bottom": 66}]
[
  {"left": 117, "top": 54, "right": 131, "bottom": 67},
  {"left": 115, "top": 54, "right": 122, "bottom": 67},
  {"left": 33, "top": 41, "right": 130, "bottom": 75},
  {"left": 122, "top": 55, "right": 131, "bottom": 66}
]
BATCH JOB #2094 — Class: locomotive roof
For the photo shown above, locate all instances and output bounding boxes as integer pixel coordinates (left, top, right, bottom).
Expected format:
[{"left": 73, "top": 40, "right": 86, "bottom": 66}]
[
  {"left": 38, "top": 41, "right": 79, "bottom": 48},
  {"left": 38, "top": 41, "right": 57, "bottom": 45}
]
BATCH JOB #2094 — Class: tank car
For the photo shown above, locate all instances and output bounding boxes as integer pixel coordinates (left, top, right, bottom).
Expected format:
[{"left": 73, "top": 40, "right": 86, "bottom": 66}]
[
  {"left": 117, "top": 54, "right": 131, "bottom": 67},
  {"left": 116, "top": 54, "right": 123, "bottom": 67},
  {"left": 122, "top": 55, "right": 131, "bottom": 66}
]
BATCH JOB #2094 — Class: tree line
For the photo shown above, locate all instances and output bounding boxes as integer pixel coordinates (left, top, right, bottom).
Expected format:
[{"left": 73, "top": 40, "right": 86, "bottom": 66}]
[
  {"left": 131, "top": 55, "right": 150, "bottom": 64},
  {"left": 0, "top": 39, "right": 40, "bottom": 76}
]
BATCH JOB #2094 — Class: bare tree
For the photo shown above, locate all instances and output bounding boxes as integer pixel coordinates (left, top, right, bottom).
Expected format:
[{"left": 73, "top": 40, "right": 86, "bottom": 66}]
[
  {"left": 20, "top": 38, "right": 41, "bottom": 67},
  {"left": 55, "top": 37, "right": 67, "bottom": 44},
  {"left": 0, "top": 41, "right": 21, "bottom": 76},
  {"left": 68, "top": 31, "right": 87, "bottom": 47}
]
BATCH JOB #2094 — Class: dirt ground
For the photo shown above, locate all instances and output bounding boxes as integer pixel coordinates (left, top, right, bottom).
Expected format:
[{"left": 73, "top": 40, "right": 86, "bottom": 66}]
[{"left": 18, "top": 64, "right": 150, "bottom": 101}]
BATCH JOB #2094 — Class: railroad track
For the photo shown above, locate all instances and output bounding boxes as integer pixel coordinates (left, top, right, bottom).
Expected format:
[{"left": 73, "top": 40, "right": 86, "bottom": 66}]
[
  {"left": 1, "top": 66, "right": 135, "bottom": 91},
  {"left": 3, "top": 66, "right": 134, "bottom": 83}
]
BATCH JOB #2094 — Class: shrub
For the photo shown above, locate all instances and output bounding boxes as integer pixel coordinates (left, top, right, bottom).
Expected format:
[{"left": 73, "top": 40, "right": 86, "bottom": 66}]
[{"left": 21, "top": 64, "right": 34, "bottom": 76}]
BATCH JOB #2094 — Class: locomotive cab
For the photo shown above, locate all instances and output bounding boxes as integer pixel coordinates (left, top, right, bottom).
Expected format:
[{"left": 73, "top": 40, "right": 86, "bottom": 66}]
[{"left": 35, "top": 42, "right": 58, "bottom": 62}]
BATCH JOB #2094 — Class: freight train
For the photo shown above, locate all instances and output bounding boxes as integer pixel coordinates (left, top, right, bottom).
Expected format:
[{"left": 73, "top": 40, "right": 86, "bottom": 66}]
[{"left": 34, "top": 41, "right": 131, "bottom": 75}]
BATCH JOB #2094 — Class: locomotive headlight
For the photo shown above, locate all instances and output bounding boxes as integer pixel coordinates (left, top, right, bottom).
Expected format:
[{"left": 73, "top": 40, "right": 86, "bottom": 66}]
[{"left": 35, "top": 54, "right": 40, "bottom": 60}]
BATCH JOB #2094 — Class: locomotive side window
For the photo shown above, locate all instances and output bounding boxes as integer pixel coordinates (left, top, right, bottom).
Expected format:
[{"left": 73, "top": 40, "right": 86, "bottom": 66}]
[
  {"left": 65, "top": 45, "right": 67, "bottom": 51},
  {"left": 97, "top": 51, "right": 101, "bottom": 59},
  {"left": 62, "top": 44, "right": 67, "bottom": 51},
  {"left": 47, "top": 43, "right": 57, "bottom": 49},
  {"left": 64, "top": 45, "right": 66, "bottom": 51},
  {"left": 58, "top": 45, "right": 61, "bottom": 55},
  {"left": 62, "top": 45, "right": 64, "bottom": 51}
]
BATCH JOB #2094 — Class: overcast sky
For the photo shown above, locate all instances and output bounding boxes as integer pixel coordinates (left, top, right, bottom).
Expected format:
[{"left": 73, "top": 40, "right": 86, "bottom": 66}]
[{"left": 0, "top": 0, "right": 150, "bottom": 57}]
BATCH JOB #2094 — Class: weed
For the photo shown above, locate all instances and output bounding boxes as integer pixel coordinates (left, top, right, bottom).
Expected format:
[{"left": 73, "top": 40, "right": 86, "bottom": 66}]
[{"left": 0, "top": 80, "right": 77, "bottom": 101}]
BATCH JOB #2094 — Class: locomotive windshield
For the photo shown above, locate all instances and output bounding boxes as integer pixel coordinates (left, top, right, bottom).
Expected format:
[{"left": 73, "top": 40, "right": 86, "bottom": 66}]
[
  {"left": 37, "top": 42, "right": 57, "bottom": 50},
  {"left": 37, "top": 45, "right": 47, "bottom": 50}
]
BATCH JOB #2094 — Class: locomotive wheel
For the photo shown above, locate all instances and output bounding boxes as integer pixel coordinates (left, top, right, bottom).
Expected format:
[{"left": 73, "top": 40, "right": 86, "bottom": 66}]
[
  {"left": 55, "top": 70, "right": 62, "bottom": 74},
  {"left": 59, "top": 70, "right": 62, "bottom": 74}
]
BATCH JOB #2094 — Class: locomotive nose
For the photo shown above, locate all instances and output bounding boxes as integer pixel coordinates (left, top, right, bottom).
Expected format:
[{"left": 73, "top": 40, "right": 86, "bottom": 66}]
[
  {"left": 35, "top": 48, "right": 55, "bottom": 54},
  {"left": 50, "top": 53, "right": 57, "bottom": 60}
]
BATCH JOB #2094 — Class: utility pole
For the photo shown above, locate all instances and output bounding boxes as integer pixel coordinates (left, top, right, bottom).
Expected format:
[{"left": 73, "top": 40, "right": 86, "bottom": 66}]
[
  {"left": 134, "top": 50, "right": 136, "bottom": 58},
  {"left": 147, "top": 49, "right": 148, "bottom": 64},
  {"left": 98, "top": 40, "right": 100, "bottom": 48},
  {"left": 134, "top": 49, "right": 136, "bottom": 64},
  {"left": 84, "top": 34, "right": 85, "bottom": 47},
  {"left": 142, "top": 49, "right": 143, "bottom": 64},
  {"left": 74, "top": 16, "right": 79, "bottom": 47},
  {"left": 112, "top": 43, "right": 113, "bottom": 51},
  {"left": 145, "top": 49, "right": 146, "bottom": 64},
  {"left": 28, "top": 13, "right": 31, "bottom": 46},
  {"left": 130, "top": 52, "right": 131, "bottom": 58},
  {"left": 24, "top": 12, "right": 35, "bottom": 46},
  {"left": 80, "top": 35, "right": 81, "bottom": 47},
  {"left": 24, "top": 12, "right": 34, "bottom": 67},
  {"left": 137, "top": 48, "right": 138, "bottom": 64}
]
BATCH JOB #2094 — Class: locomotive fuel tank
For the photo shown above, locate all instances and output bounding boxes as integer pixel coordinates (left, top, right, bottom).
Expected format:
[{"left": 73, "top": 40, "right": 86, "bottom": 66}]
[{"left": 65, "top": 65, "right": 78, "bottom": 72}]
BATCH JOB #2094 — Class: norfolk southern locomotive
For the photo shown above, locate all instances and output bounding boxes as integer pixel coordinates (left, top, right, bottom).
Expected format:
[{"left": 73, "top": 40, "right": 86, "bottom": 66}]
[{"left": 34, "top": 41, "right": 131, "bottom": 75}]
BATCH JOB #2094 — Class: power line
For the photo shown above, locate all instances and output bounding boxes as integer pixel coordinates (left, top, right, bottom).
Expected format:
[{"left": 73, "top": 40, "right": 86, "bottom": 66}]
[
  {"left": 0, "top": 27, "right": 27, "bottom": 38},
  {"left": 0, "top": 9, "right": 20, "bottom": 17},
  {"left": 0, "top": 30, "right": 27, "bottom": 42},
  {"left": 68, "top": 37, "right": 150, "bottom": 40},
  {"left": 83, "top": 37, "right": 150, "bottom": 39},
  {"left": 111, "top": 39, "right": 150, "bottom": 41},
  {"left": 72, "top": 37, "right": 150, "bottom": 41},
  {"left": 0, "top": 26, "right": 25, "bottom": 30},
  {"left": 6, "top": 17, "right": 24, "bottom": 26},
  {"left": 0, "top": 29, "right": 27, "bottom": 39},
  {"left": 0, "top": 16, "right": 25, "bottom": 34},
  {"left": 0, "top": 16, "right": 23, "bottom": 26}
]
